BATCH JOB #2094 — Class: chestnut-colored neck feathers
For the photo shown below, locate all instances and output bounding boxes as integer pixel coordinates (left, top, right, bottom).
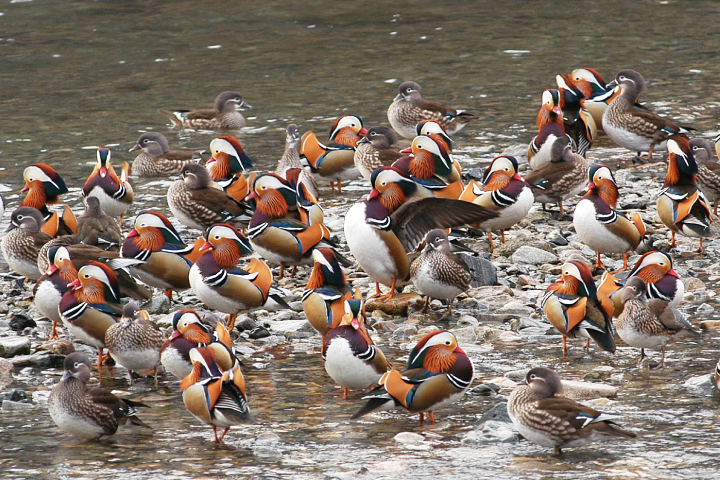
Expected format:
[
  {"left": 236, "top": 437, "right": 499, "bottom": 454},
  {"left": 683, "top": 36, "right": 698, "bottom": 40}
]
[
  {"left": 180, "top": 361, "right": 203, "bottom": 390},
  {"left": 208, "top": 153, "right": 232, "bottom": 180},
  {"left": 59, "top": 262, "right": 78, "bottom": 283},
  {"left": 424, "top": 346, "right": 456, "bottom": 374},
  {"left": 21, "top": 183, "right": 50, "bottom": 208},
  {"left": 306, "top": 263, "right": 326, "bottom": 290},
  {"left": 211, "top": 239, "right": 242, "bottom": 270},
  {"left": 409, "top": 153, "right": 436, "bottom": 180},
  {"left": 637, "top": 266, "right": 664, "bottom": 284},
  {"left": 75, "top": 280, "right": 108, "bottom": 304},
  {"left": 536, "top": 107, "right": 564, "bottom": 130},
  {"left": 551, "top": 275, "right": 580, "bottom": 296},
  {"left": 182, "top": 324, "right": 212, "bottom": 344},
  {"left": 334, "top": 129, "right": 362, "bottom": 147},
  {"left": 483, "top": 172, "right": 511, "bottom": 192},
  {"left": 664, "top": 153, "right": 696, "bottom": 187},
  {"left": 595, "top": 180, "right": 618, "bottom": 209},
  {"left": 257, "top": 189, "right": 290, "bottom": 218},
  {"left": 378, "top": 184, "right": 407, "bottom": 213},
  {"left": 135, "top": 227, "right": 166, "bottom": 251}
]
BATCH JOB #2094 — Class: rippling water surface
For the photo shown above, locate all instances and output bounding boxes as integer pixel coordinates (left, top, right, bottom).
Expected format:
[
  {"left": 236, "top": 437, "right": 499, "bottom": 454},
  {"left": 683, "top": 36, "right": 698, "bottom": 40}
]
[{"left": 1, "top": 1, "right": 720, "bottom": 479}]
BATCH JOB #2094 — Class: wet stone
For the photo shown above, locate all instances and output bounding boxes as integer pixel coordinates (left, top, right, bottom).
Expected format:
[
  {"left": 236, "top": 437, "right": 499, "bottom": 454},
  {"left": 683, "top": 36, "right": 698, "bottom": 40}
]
[
  {"left": 511, "top": 246, "right": 558, "bottom": 265},
  {"left": 390, "top": 324, "right": 418, "bottom": 341},
  {"left": 365, "top": 293, "right": 423, "bottom": 315},
  {"left": 141, "top": 295, "right": 171, "bottom": 315},
  {"left": 394, "top": 432, "right": 425, "bottom": 445},
  {"left": 0, "top": 337, "right": 31, "bottom": 358},
  {"left": 458, "top": 254, "right": 497, "bottom": 287},
  {"left": 10, "top": 350, "right": 65, "bottom": 368},
  {"left": 462, "top": 420, "right": 518, "bottom": 443},
  {"left": 683, "top": 374, "right": 715, "bottom": 394},
  {"left": 2, "top": 389, "right": 26, "bottom": 401},
  {"left": 1, "top": 400, "right": 33, "bottom": 411},
  {"left": 248, "top": 327, "right": 271, "bottom": 339},
  {"left": 9, "top": 313, "right": 35, "bottom": 332}
]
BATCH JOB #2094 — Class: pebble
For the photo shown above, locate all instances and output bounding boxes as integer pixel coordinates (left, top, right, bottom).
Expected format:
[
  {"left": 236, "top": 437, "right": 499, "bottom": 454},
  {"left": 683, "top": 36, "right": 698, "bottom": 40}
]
[
  {"left": 684, "top": 277, "right": 706, "bottom": 291},
  {"left": 0, "top": 337, "right": 31, "bottom": 358},
  {"left": 511, "top": 246, "right": 558, "bottom": 265},
  {"left": 462, "top": 420, "right": 517, "bottom": 443}
]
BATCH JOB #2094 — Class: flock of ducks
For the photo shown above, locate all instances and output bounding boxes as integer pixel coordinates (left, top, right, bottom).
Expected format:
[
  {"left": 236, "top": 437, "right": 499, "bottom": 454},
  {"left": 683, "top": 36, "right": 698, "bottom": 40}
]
[{"left": 1, "top": 68, "right": 718, "bottom": 456}]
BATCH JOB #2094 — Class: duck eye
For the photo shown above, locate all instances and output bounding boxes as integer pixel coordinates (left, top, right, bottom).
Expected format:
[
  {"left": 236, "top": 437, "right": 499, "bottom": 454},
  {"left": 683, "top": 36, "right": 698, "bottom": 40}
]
[
  {"left": 529, "top": 374, "right": 536, "bottom": 380},
  {"left": 74, "top": 362, "right": 79, "bottom": 368},
  {"left": 214, "top": 235, "right": 220, "bottom": 240}
]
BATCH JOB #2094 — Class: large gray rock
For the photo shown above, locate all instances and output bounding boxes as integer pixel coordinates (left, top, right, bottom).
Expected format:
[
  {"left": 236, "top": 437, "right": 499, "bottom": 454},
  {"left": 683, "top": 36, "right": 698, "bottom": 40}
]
[
  {"left": 511, "top": 246, "right": 558, "bottom": 265},
  {"left": 0, "top": 337, "right": 31, "bottom": 358},
  {"left": 10, "top": 350, "right": 64, "bottom": 368},
  {"left": 458, "top": 254, "right": 497, "bottom": 287}
]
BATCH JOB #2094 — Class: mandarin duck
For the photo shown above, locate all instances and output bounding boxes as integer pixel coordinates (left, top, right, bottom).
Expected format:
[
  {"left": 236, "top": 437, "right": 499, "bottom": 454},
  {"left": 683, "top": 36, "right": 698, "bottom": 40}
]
[
  {"left": 76, "top": 196, "right": 123, "bottom": 251},
  {"left": 48, "top": 352, "right": 150, "bottom": 440},
  {"left": 416, "top": 119, "right": 453, "bottom": 151},
  {"left": 656, "top": 135, "right": 712, "bottom": 251},
  {"left": 507, "top": 367, "right": 635, "bottom": 456},
  {"left": 129, "top": 132, "right": 200, "bottom": 177},
  {"left": 541, "top": 261, "right": 615, "bottom": 356},
  {"left": 206, "top": 135, "right": 254, "bottom": 202},
  {"left": 354, "top": 126, "right": 405, "bottom": 181},
  {"left": 180, "top": 346, "right": 252, "bottom": 443},
  {"left": 555, "top": 74, "right": 597, "bottom": 157},
  {"left": 190, "top": 223, "right": 289, "bottom": 329},
  {"left": 302, "top": 248, "right": 353, "bottom": 337},
  {"left": 285, "top": 167, "right": 324, "bottom": 226},
  {"left": 59, "top": 261, "right": 123, "bottom": 372},
  {"left": 20, "top": 163, "right": 77, "bottom": 235},
  {"left": 395, "top": 134, "right": 464, "bottom": 198},
  {"left": 167, "top": 163, "right": 251, "bottom": 232},
  {"left": 616, "top": 277, "right": 699, "bottom": 368},
  {"left": 158, "top": 91, "right": 251, "bottom": 130},
  {"left": 275, "top": 124, "right": 319, "bottom": 200},
  {"left": 82, "top": 148, "right": 134, "bottom": 221},
  {"left": 525, "top": 136, "right": 588, "bottom": 217},
  {"left": 352, "top": 330, "right": 474, "bottom": 424},
  {"left": 691, "top": 137, "right": 720, "bottom": 215},
  {"left": 322, "top": 297, "right": 390, "bottom": 398},
  {"left": 300, "top": 115, "right": 365, "bottom": 193},
  {"left": 714, "top": 360, "right": 720, "bottom": 391},
  {"left": 458, "top": 155, "right": 533, "bottom": 249},
  {"left": 570, "top": 67, "right": 618, "bottom": 129},
  {"left": 410, "top": 229, "right": 472, "bottom": 317},
  {"left": 344, "top": 167, "right": 496, "bottom": 299},
  {"left": 1, "top": 207, "right": 52, "bottom": 280},
  {"left": 160, "top": 309, "right": 213, "bottom": 379},
  {"left": 573, "top": 165, "right": 646, "bottom": 271},
  {"left": 105, "top": 302, "right": 165, "bottom": 384},
  {"left": 34, "top": 246, "right": 76, "bottom": 340},
  {"left": 528, "top": 89, "right": 570, "bottom": 170},
  {"left": 602, "top": 69, "right": 691, "bottom": 161},
  {"left": 387, "top": 81, "right": 475, "bottom": 139},
  {"left": 119, "top": 211, "right": 194, "bottom": 301}
]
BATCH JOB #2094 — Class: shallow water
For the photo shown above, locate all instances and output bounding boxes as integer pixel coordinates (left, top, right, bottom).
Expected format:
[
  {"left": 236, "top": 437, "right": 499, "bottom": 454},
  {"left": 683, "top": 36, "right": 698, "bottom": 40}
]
[{"left": 1, "top": 1, "right": 720, "bottom": 479}]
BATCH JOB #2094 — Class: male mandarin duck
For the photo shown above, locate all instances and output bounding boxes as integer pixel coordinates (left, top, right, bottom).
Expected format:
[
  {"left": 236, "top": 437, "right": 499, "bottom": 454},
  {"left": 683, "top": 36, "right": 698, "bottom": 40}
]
[
  {"left": 1, "top": 207, "right": 52, "bottom": 280},
  {"left": 656, "top": 135, "right": 712, "bottom": 251},
  {"left": 528, "top": 90, "right": 568, "bottom": 170},
  {"left": 167, "top": 163, "right": 252, "bottom": 232},
  {"left": 691, "top": 137, "right": 720, "bottom": 215},
  {"left": 602, "top": 70, "right": 692, "bottom": 161},
  {"left": 301, "top": 115, "right": 366, "bottom": 193},
  {"left": 616, "top": 277, "right": 699, "bottom": 368},
  {"left": 344, "top": 167, "right": 496, "bottom": 299},
  {"left": 410, "top": 229, "right": 472, "bottom": 317},
  {"left": 180, "top": 346, "right": 252, "bottom": 443},
  {"left": 555, "top": 74, "right": 597, "bottom": 157},
  {"left": 302, "top": 248, "right": 353, "bottom": 337},
  {"left": 82, "top": 148, "right": 134, "bottom": 220},
  {"left": 158, "top": 91, "right": 251, "bottom": 130},
  {"left": 160, "top": 309, "right": 213, "bottom": 379},
  {"left": 119, "top": 211, "right": 194, "bottom": 301},
  {"left": 525, "top": 136, "right": 589, "bottom": 217},
  {"left": 20, "top": 163, "right": 77, "bottom": 235},
  {"left": 416, "top": 119, "right": 453, "bottom": 151},
  {"left": 129, "top": 132, "right": 200, "bottom": 177},
  {"left": 395, "top": 134, "right": 464, "bottom": 199},
  {"left": 285, "top": 167, "right": 324, "bottom": 226},
  {"left": 48, "top": 352, "right": 150, "bottom": 440},
  {"left": 34, "top": 246, "right": 76, "bottom": 340},
  {"left": 190, "top": 223, "right": 288, "bottom": 329},
  {"left": 570, "top": 67, "right": 618, "bottom": 129},
  {"left": 105, "top": 302, "right": 165, "bottom": 384},
  {"left": 387, "top": 81, "right": 476, "bottom": 139},
  {"left": 541, "top": 261, "right": 615, "bottom": 356},
  {"left": 573, "top": 165, "right": 646, "bottom": 271},
  {"left": 59, "top": 261, "right": 123, "bottom": 372},
  {"left": 76, "top": 196, "right": 123, "bottom": 251},
  {"left": 354, "top": 126, "right": 405, "bottom": 181},
  {"left": 507, "top": 367, "right": 635, "bottom": 456},
  {"left": 206, "top": 135, "right": 254, "bottom": 202},
  {"left": 458, "top": 155, "right": 533, "bottom": 249},
  {"left": 246, "top": 173, "right": 338, "bottom": 278},
  {"left": 352, "top": 330, "right": 474, "bottom": 424},
  {"left": 323, "top": 298, "right": 390, "bottom": 398},
  {"left": 275, "top": 124, "right": 319, "bottom": 200}
]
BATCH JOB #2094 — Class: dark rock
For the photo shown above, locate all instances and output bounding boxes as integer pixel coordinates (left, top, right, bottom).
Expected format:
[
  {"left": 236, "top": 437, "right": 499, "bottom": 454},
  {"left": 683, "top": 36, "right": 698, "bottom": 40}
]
[
  {"left": 9, "top": 313, "right": 35, "bottom": 331},
  {"left": 248, "top": 326, "right": 271, "bottom": 339},
  {"left": 471, "top": 383, "right": 500, "bottom": 396},
  {"left": 237, "top": 317, "right": 258, "bottom": 332},
  {"left": 458, "top": 253, "right": 497, "bottom": 287},
  {"left": 10, "top": 350, "right": 65, "bottom": 368},
  {"left": 141, "top": 295, "right": 171, "bottom": 315},
  {"left": 550, "top": 229, "right": 569, "bottom": 246},
  {"left": 475, "top": 401, "right": 511, "bottom": 424},
  {"left": 463, "top": 167, "right": 485, "bottom": 182},
  {"left": 2, "top": 389, "right": 26, "bottom": 402}
]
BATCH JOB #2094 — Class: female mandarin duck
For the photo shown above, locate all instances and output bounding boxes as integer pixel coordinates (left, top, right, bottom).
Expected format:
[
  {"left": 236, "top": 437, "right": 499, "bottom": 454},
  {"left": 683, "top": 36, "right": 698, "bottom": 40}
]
[
  {"left": 160, "top": 309, "right": 213, "bottom": 379},
  {"left": 525, "top": 136, "right": 588, "bottom": 217},
  {"left": 76, "top": 196, "right": 123, "bottom": 251},
  {"left": 528, "top": 90, "right": 568, "bottom": 170},
  {"left": 541, "top": 261, "right": 615, "bottom": 356},
  {"left": 120, "top": 211, "right": 194, "bottom": 301},
  {"left": 395, "top": 133, "right": 464, "bottom": 199},
  {"left": 344, "top": 166, "right": 496, "bottom": 299},
  {"left": 105, "top": 302, "right": 165, "bottom": 384},
  {"left": 555, "top": 74, "right": 597, "bottom": 157},
  {"left": 657, "top": 135, "right": 712, "bottom": 251},
  {"left": 690, "top": 137, "right": 720, "bottom": 215},
  {"left": 1, "top": 207, "right": 52, "bottom": 280},
  {"left": 507, "top": 367, "right": 635, "bottom": 456},
  {"left": 48, "top": 352, "right": 150, "bottom": 440},
  {"left": 616, "top": 277, "right": 699, "bottom": 368},
  {"left": 168, "top": 163, "right": 252, "bottom": 232},
  {"left": 416, "top": 119, "right": 453, "bottom": 151},
  {"left": 246, "top": 173, "right": 336, "bottom": 278},
  {"left": 181, "top": 346, "right": 252, "bottom": 443},
  {"left": 34, "top": 246, "right": 77, "bottom": 340},
  {"left": 82, "top": 148, "right": 134, "bottom": 220},
  {"left": 573, "top": 165, "right": 645, "bottom": 271},
  {"left": 387, "top": 81, "right": 476, "bottom": 139},
  {"left": 129, "top": 132, "right": 200, "bottom": 177},
  {"left": 322, "top": 297, "right": 391, "bottom": 398},
  {"left": 20, "top": 163, "right": 77, "bottom": 235},
  {"left": 158, "top": 91, "right": 251, "bottom": 130},
  {"left": 275, "top": 124, "right": 320, "bottom": 200},
  {"left": 354, "top": 126, "right": 405, "bottom": 181},
  {"left": 59, "top": 261, "right": 123, "bottom": 372},
  {"left": 301, "top": 115, "right": 366, "bottom": 193},
  {"left": 458, "top": 155, "right": 533, "bottom": 249},
  {"left": 602, "top": 69, "right": 691, "bottom": 161},
  {"left": 190, "top": 223, "right": 287, "bottom": 330},
  {"left": 302, "top": 248, "right": 353, "bottom": 337},
  {"left": 205, "top": 135, "right": 254, "bottom": 202},
  {"left": 352, "top": 330, "right": 474, "bottom": 425}
]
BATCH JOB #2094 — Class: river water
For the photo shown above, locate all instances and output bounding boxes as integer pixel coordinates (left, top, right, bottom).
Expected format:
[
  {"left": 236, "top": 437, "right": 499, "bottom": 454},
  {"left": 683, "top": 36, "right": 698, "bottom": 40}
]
[{"left": 1, "top": 1, "right": 720, "bottom": 479}]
